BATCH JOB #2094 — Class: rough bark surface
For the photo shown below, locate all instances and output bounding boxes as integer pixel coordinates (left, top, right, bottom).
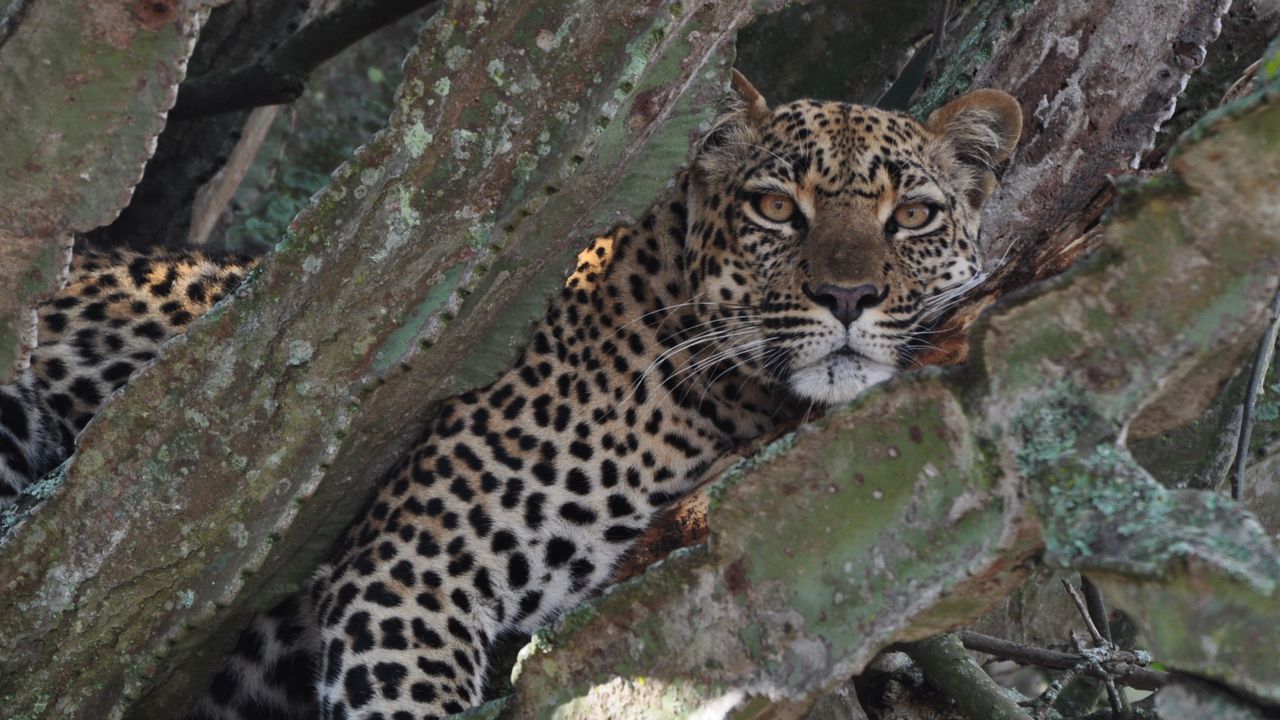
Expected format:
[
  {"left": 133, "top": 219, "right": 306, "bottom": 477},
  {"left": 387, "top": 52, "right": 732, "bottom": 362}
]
[
  {"left": 2, "top": 1, "right": 1276, "bottom": 718},
  {"left": 913, "top": 0, "right": 1231, "bottom": 375},
  {"left": 0, "top": 0, "right": 214, "bottom": 382}
]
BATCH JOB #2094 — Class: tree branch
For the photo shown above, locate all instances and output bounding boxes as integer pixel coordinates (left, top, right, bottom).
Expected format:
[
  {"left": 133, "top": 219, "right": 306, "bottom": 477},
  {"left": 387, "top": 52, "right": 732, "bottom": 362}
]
[
  {"left": 0, "top": 0, "right": 209, "bottom": 381},
  {"left": 0, "top": 1, "right": 775, "bottom": 716},
  {"left": 960, "top": 632, "right": 1167, "bottom": 692},
  {"left": 906, "top": 634, "right": 1035, "bottom": 720},
  {"left": 1232, "top": 287, "right": 1280, "bottom": 500},
  {"left": 171, "top": 0, "right": 437, "bottom": 118},
  {"left": 1062, "top": 579, "right": 1127, "bottom": 715}
]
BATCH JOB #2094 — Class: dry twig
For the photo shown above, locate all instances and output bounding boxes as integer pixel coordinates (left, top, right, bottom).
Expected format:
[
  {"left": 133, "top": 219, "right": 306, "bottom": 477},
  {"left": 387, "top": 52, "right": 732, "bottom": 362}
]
[
  {"left": 1062, "top": 579, "right": 1128, "bottom": 715},
  {"left": 1062, "top": 579, "right": 1106, "bottom": 645},
  {"left": 1027, "top": 658, "right": 1088, "bottom": 720},
  {"left": 959, "top": 632, "right": 1166, "bottom": 692},
  {"left": 1232, "top": 287, "right": 1280, "bottom": 501}
]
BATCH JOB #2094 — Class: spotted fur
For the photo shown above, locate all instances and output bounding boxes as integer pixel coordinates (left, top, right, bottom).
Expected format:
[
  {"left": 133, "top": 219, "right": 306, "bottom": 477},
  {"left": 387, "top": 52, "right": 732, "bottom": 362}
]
[
  {"left": 190, "top": 81, "right": 1021, "bottom": 719},
  {"left": 0, "top": 249, "right": 255, "bottom": 505}
]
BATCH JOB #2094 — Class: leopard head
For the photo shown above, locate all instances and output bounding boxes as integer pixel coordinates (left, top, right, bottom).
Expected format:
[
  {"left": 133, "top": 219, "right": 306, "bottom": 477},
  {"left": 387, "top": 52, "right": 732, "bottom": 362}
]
[{"left": 683, "top": 72, "right": 1021, "bottom": 405}]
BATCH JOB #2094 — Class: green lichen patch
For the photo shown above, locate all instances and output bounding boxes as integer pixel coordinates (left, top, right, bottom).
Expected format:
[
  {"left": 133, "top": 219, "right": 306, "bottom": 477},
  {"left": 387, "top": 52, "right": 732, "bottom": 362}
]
[
  {"left": 1010, "top": 357, "right": 1280, "bottom": 704},
  {"left": 910, "top": 0, "right": 1033, "bottom": 117},
  {"left": 705, "top": 431, "right": 797, "bottom": 513},
  {"left": 1033, "top": 441, "right": 1279, "bottom": 587},
  {"left": 1101, "top": 567, "right": 1280, "bottom": 705}
]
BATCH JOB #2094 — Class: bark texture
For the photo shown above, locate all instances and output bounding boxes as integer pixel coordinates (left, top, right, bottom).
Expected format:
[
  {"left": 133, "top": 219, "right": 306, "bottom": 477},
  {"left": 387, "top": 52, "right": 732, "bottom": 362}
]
[
  {"left": 0, "top": 0, "right": 213, "bottom": 382},
  {"left": 914, "top": 0, "right": 1233, "bottom": 375},
  {"left": 2, "top": 1, "right": 1277, "bottom": 718},
  {"left": 621, "top": 0, "right": 1233, "bottom": 591}
]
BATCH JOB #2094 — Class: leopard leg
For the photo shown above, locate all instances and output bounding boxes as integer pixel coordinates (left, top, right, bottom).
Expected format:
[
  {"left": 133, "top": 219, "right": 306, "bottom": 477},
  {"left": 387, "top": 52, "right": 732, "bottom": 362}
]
[
  {"left": 313, "top": 558, "right": 491, "bottom": 720},
  {"left": 186, "top": 594, "right": 321, "bottom": 720}
]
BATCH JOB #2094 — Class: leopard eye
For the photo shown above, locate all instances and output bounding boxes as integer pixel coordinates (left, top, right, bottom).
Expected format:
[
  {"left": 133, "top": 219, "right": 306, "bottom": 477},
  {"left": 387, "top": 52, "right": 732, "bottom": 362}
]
[
  {"left": 892, "top": 202, "right": 934, "bottom": 230},
  {"left": 754, "top": 193, "right": 797, "bottom": 223}
]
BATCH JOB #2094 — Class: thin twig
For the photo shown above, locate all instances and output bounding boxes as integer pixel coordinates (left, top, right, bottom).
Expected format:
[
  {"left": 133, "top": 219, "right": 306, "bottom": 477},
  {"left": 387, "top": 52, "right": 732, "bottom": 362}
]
[
  {"left": 1207, "top": 405, "right": 1245, "bottom": 490},
  {"left": 1102, "top": 672, "right": 1127, "bottom": 716},
  {"left": 1080, "top": 576, "right": 1113, "bottom": 643},
  {"left": 1064, "top": 580, "right": 1128, "bottom": 715},
  {"left": 876, "top": 0, "right": 952, "bottom": 109},
  {"left": 959, "top": 631, "right": 1167, "bottom": 691},
  {"left": 172, "top": 0, "right": 438, "bottom": 119},
  {"left": 1233, "top": 286, "right": 1280, "bottom": 500},
  {"left": 923, "top": 0, "right": 953, "bottom": 77},
  {"left": 1028, "top": 661, "right": 1087, "bottom": 720},
  {"left": 1221, "top": 59, "right": 1262, "bottom": 106},
  {"left": 1062, "top": 578, "right": 1107, "bottom": 645}
]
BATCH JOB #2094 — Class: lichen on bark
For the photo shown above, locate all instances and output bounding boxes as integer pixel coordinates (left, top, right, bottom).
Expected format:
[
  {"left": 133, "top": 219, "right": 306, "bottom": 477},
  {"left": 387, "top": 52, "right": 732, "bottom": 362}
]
[{"left": 0, "top": 1, "right": 782, "bottom": 717}]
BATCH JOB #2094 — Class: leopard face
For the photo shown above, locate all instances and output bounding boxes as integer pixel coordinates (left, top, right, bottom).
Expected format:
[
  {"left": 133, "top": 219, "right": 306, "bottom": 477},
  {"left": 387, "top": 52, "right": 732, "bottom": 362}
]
[{"left": 684, "top": 79, "right": 1021, "bottom": 405}]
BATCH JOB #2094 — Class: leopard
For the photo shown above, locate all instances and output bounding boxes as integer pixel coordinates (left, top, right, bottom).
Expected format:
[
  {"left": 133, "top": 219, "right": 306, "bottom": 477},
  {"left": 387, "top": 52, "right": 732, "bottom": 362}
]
[
  {"left": 184, "top": 72, "right": 1021, "bottom": 720},
  {"left": 0, "top": 249, "right": 256, "bottom": 507}
]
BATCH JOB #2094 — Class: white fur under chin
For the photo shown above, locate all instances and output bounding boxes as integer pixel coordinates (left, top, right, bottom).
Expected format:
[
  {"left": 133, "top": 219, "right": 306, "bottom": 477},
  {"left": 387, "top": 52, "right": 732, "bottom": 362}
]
[{"left": 787, "top": 353, "right": 897, "bottom": 405}]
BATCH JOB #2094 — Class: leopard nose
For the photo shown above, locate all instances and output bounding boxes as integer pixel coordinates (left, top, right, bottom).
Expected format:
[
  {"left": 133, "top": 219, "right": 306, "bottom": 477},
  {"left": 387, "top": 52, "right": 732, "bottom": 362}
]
[{"left": 809, "top": 283, "right": 884, "bottom": 325}]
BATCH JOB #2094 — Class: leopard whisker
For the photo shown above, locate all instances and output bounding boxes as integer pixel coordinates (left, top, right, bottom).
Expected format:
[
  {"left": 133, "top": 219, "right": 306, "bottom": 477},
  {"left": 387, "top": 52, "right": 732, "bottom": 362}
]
[
  {"left": 618, "top": 327, "right": 762, "bottom": 411},
  {"left": 695, "top": 345, "right": 773, "bottom": 407}
]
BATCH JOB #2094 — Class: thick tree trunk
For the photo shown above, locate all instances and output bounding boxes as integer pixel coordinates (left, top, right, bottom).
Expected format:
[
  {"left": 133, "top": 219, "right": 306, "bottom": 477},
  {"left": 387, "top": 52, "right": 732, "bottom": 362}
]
[{"left": 2, "top": 1, "right": 767, "bottom": 717}]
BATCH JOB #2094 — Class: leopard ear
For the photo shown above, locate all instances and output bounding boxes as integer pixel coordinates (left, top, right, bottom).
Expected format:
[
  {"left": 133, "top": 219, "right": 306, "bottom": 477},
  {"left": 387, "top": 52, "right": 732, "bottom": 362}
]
[
  {"left": 927, "top": 89, "right": 1022, "bottom": 209},
  {"left": 730, "top": 69, "right": 770, "bottom": 124},
  {"left": 692, "top": 70, "right": 770, "bottom": 179}
]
